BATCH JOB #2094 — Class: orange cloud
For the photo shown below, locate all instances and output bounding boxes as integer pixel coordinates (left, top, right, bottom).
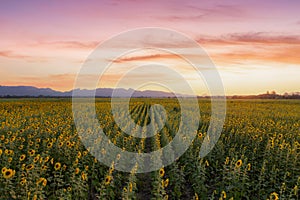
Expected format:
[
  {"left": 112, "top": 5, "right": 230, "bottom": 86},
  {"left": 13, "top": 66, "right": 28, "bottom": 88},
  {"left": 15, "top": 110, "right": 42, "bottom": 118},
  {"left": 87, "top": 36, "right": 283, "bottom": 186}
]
[
  {"left": 198, "top": 32, "right": 300, "bottom": 46},
  {"left": 110, "top": 54, "right": 181, "bottom": 63},
  {"left": 41, "top": 40, "right": 98, "bottom": 49}
]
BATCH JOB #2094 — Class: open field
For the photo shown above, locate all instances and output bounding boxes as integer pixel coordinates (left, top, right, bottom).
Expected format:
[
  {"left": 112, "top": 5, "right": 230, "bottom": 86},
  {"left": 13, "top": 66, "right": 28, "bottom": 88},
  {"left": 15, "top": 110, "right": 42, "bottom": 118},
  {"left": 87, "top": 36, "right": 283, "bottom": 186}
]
[{"left": 0, "top": 98, "right": 299, "bottom": 200}]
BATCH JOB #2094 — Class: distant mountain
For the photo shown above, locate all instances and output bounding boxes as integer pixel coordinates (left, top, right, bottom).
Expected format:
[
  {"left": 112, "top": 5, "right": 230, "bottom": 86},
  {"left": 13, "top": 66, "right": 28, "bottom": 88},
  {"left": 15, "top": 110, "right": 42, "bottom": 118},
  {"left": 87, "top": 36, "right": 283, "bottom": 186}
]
[
  {"left": 0, "top": 86, "right": 64, "bottom": 97},
  {"left": 0, "top": 86, "right": 181, "bottom": 97}
]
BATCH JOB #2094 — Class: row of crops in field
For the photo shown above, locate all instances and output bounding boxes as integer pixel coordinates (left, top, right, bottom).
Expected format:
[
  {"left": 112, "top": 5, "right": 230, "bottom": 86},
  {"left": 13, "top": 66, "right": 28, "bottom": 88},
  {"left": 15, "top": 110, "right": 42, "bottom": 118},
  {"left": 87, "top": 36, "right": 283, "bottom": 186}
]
[{"left": 0, "top": 98, "right": 299, "bottom": 199}]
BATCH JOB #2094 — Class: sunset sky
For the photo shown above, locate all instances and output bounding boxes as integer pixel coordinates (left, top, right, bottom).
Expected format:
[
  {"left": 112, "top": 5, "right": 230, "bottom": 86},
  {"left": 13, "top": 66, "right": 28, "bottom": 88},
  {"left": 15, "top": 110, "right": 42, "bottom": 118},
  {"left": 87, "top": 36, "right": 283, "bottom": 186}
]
[{"left": 1, "top": 0, "right": 300, "bottom": 95}]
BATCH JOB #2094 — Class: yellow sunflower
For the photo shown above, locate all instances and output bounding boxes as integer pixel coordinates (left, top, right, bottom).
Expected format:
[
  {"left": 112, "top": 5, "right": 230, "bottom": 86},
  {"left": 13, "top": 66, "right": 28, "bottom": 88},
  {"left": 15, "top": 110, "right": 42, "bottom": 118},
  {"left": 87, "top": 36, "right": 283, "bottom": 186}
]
[
  {"left": 81, "top": 172, "right": 87, "bottom": 181},
  {"left": 28, "top": 149, "right": 35, "bottom": 156},
  {"left": 3, "top": 168, "right": 15, "bottom": 179},
  {"left": 221, "top": 191, "right": 226, "bottom": 199},
  {"left": 20, "top": 178, "right": 27, "bottom": 186},
  {"left": 75, "top": 168, "right": 80, "bottom": 174},
  {"left": 159, "top": 168, "right": 165, "bottom": 177},
  {"left": 270, "top": 192, "right": 279, "bottom": 200},
  {"left": 105, "top": 175, "right": 112, "bottom": 185},
  {"left": 164, "top": 178, "right": 169, "bottom": 187},
  {"left": 1, "top": 167, "right": 7, "bottom": 174},
  {"left": 235, "top": 159, "right": 243, "bottom": 168},
  {"left": 54, "top": 162, "right": 61, "bottom": 171},
  {"left": 26, "top": 164, "right": 35, "bottom": 171},
  {"left": 37, "top": 177, "right": 47, "bottom": 187}
]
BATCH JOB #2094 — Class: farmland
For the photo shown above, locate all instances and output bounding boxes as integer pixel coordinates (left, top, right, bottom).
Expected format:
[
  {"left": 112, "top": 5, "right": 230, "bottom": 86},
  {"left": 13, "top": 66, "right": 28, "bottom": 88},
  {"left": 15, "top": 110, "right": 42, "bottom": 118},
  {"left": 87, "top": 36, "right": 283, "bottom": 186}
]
[{"left": 0, "top": 98, "right": 299, "bottom": 200}]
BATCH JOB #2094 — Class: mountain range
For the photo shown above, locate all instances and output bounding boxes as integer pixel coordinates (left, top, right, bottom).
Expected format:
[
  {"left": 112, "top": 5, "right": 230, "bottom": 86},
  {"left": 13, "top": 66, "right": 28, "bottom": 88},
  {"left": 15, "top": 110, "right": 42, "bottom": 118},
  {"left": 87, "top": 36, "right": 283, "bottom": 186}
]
[{"left": 0, "top": 86, "right": 181, "bottom": 97}]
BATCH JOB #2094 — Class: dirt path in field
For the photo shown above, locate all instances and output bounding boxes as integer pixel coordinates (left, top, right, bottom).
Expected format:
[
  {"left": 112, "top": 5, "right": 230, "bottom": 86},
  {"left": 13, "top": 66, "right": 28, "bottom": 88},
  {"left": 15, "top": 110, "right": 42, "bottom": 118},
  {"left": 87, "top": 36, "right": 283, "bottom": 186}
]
[{"left": 136, "top": 137, "right": 152, "bottom": 200}]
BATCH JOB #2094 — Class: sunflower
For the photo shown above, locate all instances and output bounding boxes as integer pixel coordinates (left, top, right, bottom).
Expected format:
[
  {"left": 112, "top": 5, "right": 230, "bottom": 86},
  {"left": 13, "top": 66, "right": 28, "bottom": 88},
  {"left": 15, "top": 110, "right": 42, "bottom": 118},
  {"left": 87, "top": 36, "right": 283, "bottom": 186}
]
[
  {"left": 58, "top": 142, "right": 64, "bottom": 147},
  {"left": 47, "top": 142, "right": 53, "bottom": 149},
  {"left": 33, "top": 156, "right": 40, "bottom": 163},
  {"left": 26, "top": 164, "right": 34, "bottom": 171},
  {"left": 67, "top": 187, "right": 72, "bottom": 192},
  {"left": 247, "top": 163, "right": 251, "bottom": 171},
  {"left": 164, "top": 178, "right": 169, "bottom": 187},
  {"left": 8, "top": 157, "right": 12, "bottom": 163},
  {"left": 75, "top": 168, "right": 80, "bottom": 174},
  {"left": 3, "top": 168, "right": 15, "bottom": 179},
  {"left": 0, "top": 135, "right": 4, "bottom": 140},
  {"left": 105, "top": 175, "right": 112, "bottom": 185},
  {"left": 20, "top": 178, "right": 27, "bottom": 186},
  {"left": 0, "top": 149, "right": 2, "bottom": 156},
  {"left": 159, "top": 168, "right": 165, "bottom": 177},
  {"left": 44, "top": 156, "right": 50, "bottom": 163},
  {"left": 54, "top": 162, "right": 61, "bottom": 171},
  {"left": 225, "top": 157, "right": 230, "bottom": 165},
  {"left": 198, "top": 132, "right": 203, "bottom": 138},
  {"left": 81, "top": 172, "right": 87, "bottom": 181},
  {"left": 129, "top": 182, "right": 133, "bottom": 192},
  {"left": 37, "top": 177, "right": 47, "bottom": 187},
  {"left": 28, "top": 149, "right": 35, "bottom": 156},
  {"left": 270, "top": 192, "right": 279, "bottom": 200},
  {"left": 195, "top": 193, "right": 199, "bottom": 200},
  {"left": 2, "top": 167, "right": 7, "bottom": 174},
  {"left": 42, "top": 165, "right": 47, "bottom": 171},
  {"left": 66, "top": 141, "right": 71, "bottom": 147},
  {"left": 235, "top": 159, "right": 243, "bottom": 168},
  {"left": 221, "top": 191, "right": 226, "bottom": 199}
]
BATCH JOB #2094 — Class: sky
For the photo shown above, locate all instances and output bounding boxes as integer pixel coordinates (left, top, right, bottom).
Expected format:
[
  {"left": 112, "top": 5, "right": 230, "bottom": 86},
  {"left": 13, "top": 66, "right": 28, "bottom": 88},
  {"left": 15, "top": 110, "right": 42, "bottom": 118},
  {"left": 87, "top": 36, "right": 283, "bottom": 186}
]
[{"left": 0, "top": 0, "right": 300, "bottom": 95}]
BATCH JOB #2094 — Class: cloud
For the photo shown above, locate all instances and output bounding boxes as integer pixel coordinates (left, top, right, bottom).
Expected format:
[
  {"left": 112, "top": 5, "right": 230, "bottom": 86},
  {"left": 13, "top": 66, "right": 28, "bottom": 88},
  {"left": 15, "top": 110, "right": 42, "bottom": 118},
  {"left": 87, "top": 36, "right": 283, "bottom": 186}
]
[
  {"left": 198, "top": 32, "right": 300, "bottom": 46},
  {"left": 211, "top": 46, "right": 300, "bottom": 66},
  {"left": 110, "top": 54, "right": 181, "bottom": 63},
  {"left": 196, "top": 32, "right": 300, "bottom": 65},
  {"left": 41, "top": 40, "right": 99, "bottom": 49},
  {"left": 0, "top": 51, "right": 47, "bottom": 62},
  {"left": 160, "top": 4, "right": 247, "bottom": 22},
  {"left": 0, "top": 51, "right": 31, "bottom": 59}
]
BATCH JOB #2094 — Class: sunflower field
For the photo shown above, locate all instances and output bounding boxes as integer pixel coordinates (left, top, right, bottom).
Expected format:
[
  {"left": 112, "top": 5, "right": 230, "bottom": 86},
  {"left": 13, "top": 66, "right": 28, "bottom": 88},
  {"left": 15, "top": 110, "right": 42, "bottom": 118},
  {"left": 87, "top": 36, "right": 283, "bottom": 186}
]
[{"left": 0, "top": 98, "right": 299, "bottom": 200}]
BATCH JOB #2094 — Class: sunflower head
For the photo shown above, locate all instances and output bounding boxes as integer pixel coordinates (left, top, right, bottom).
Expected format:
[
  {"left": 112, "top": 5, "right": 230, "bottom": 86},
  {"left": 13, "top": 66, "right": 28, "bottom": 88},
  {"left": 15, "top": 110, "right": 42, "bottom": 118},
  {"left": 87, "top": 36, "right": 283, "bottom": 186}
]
[
  {"left": 164, "top": 178, "right": 169, "bottom": 187},
  {"left": 105, "top": 175, "right": 112, "bottom": 185},
  {"left": 221, "top": 191, "right": 226, "bottom": 199},
  {"left": 20, "top": 154, "right": 26, "bottom": 161},
  {"left": 159, "top": 168, "right": 165, "bottom": 177},
  {"left": 26, "top": 164, "right": 35, "bottom": 171},
  {"left": 75, "top": 168, "right": 80, "bottom": 174},
  {"left": 3, "top": 168, "right": 15, "bottom": 179},
  {"left": 54, "top": 162, "right": 61, "bottom": 171},
  {"left": 20, "top": 178, "right": 27, "bottom": 186},
  {"left": 81, "top": 172, "right": 87, "bottom": 181},
  {"left": 28, "top": 149, "right": 35, "bottom": 156},
  {"left": 2, "top": 167, "right": 7, "bottom": 174},
  {"left": 270, "top": 192, "right": 279, "bottom": 200},
  {"left": 235, "top": 159, "right": 243, "bottom": 168}
]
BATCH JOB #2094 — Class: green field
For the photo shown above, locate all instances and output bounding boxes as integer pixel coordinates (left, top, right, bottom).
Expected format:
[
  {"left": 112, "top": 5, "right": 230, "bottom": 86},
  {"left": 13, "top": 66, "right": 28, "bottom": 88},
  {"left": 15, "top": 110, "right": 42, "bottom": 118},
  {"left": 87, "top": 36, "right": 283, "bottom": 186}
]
[{"left": 0, "top": 99, "right": 299, "bottom": 200}]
